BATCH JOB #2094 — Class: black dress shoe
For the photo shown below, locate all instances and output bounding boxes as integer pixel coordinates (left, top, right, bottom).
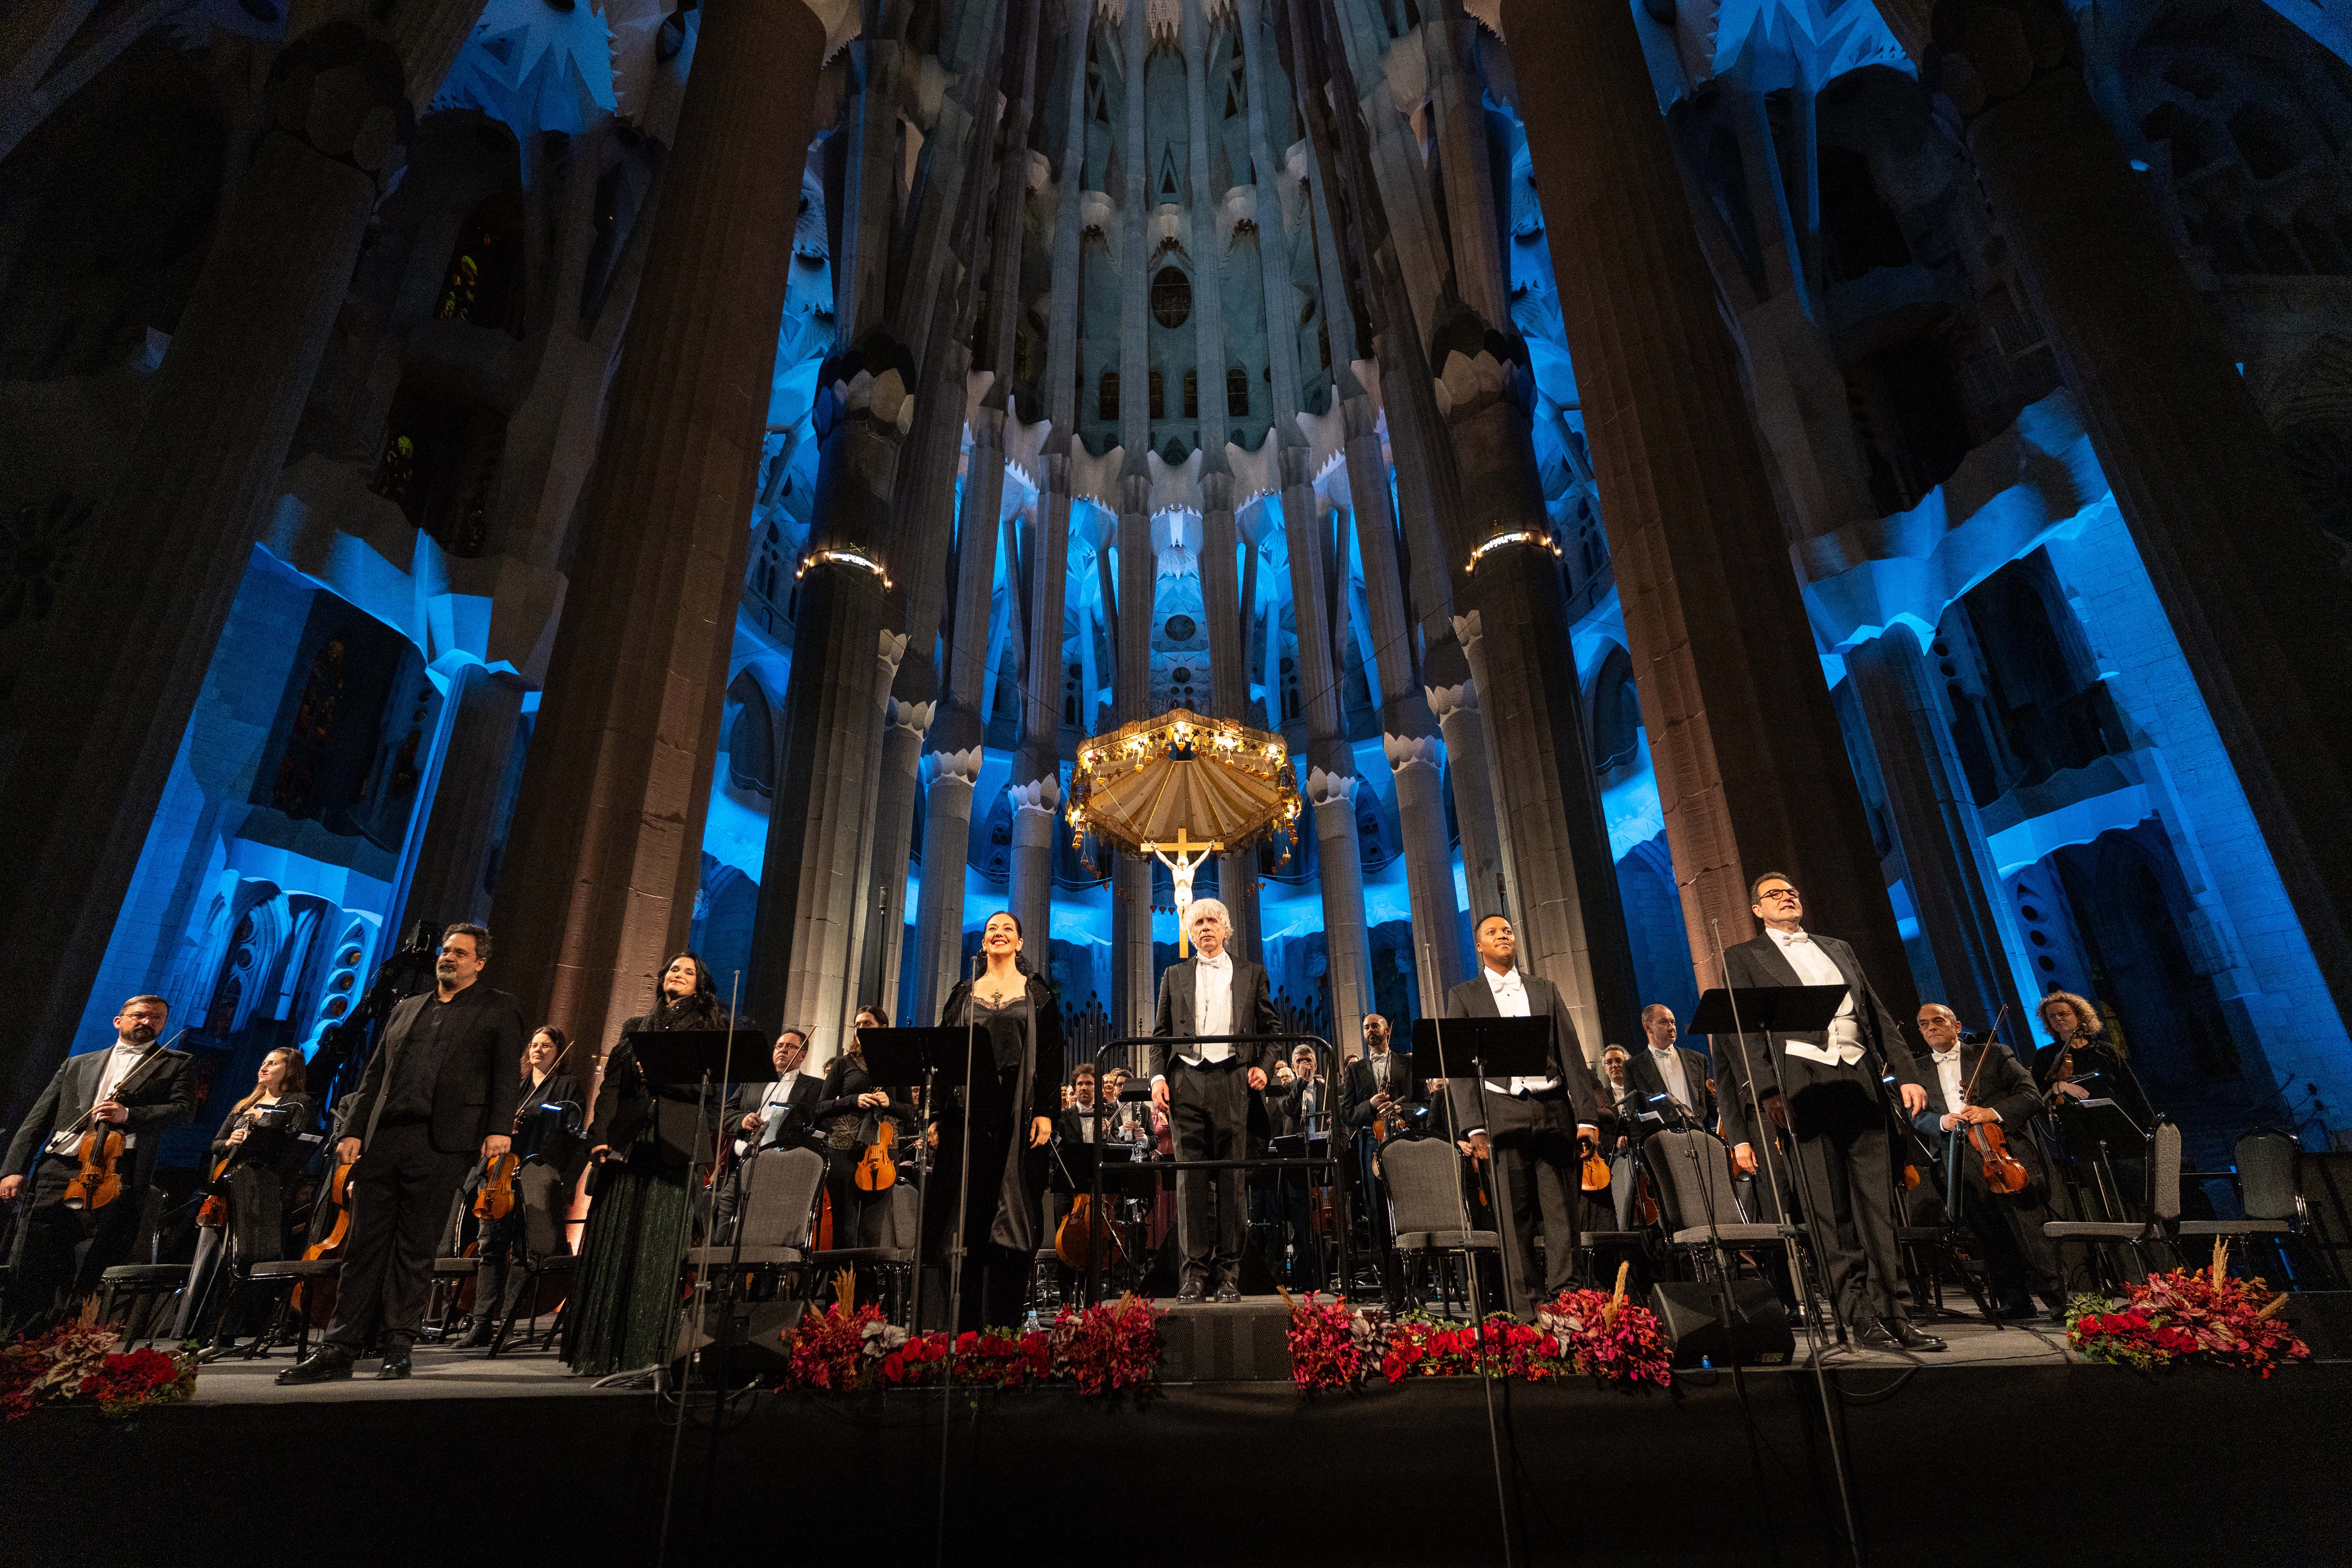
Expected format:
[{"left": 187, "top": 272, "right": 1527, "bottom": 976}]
[
  {"left": 457, "top": 1321, "right": 497, "bottom": 1350},
  {"left": 1213, "top": 1280, "right": 1241, "bottom": 1304},
  {"left": 376, "top": 1352, "right": 414, "bottom": 1380},
  {"left": 1174, "top": 1283, "right": 1206, "bottom": 1305},
  {"left": 1861, "top": 1319, "right": 1947, "bottom": 1353},
  {"left": 275, "top": 1349, "right": 355, "bottom": 1386}
]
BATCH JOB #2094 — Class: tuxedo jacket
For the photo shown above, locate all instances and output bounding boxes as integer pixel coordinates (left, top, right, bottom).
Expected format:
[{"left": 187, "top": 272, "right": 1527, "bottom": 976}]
[
  {"left": 1148, "top": 957, "right": 1283, "bottom": 1080},
  {"left": 1911, "top": 1038, "right": 2055, "bottom": 1189},
  {"left": 1338, "top": 1051, "right": 1419, "bottom": 1132},
  {"left": 5, "top": 1043, "right": 198, "bottom": 1195},
  {"left": 727, "top": 1070, "right": 823, "bottom": 1143},
  {"left": 1622, "top": 1044, "right": 1717, "bottom": 1132},
  {"left": 1441, "top": 970, "right": 1609, "bottom": 1138},
  {"left": 1715, "top": 931, "right": 1920, "bottom": 1148}
]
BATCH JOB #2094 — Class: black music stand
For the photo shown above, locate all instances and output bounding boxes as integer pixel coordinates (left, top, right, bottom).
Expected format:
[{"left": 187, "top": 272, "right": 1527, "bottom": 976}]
[
  {"left": 2059, "top": 1096, "right": 2150, "bottom": 1227},
  {"left": 848, "top": 1027, "right": 971, "bottom": 1332},
  {"left": 1411, "top": 1015, "right": 1558, "bottom": 1317}
]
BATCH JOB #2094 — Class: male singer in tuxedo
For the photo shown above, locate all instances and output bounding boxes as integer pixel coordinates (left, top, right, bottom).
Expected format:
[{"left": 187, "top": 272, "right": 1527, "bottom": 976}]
[
  {"left": 1623, "top": 1004, "right": 1717, "bottom": 1132},
  {"left": 1718, "top": 873, "right": 1942, "bottom": 1352},
  {"left": 1341, "top": 1014, "right": 1419, "bottom": 1306},
  {"left": 1445, "top": 914, "right": 1611, "bottom": 1319},
  {"left": 1910, "top": 1003, "right": 2070, "bottom": 1321},
  {"left": 280, "top": 923, "right": 522, "bottom": 1383},
  {"left": 1150, "top": 897, "right": 1282, "bottom": 1302},
  {"left": 0, "top": 995, "right": 197, "bottom": 1334}
]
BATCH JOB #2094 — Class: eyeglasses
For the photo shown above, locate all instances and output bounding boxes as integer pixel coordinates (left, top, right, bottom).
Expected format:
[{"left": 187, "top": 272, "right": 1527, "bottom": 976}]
[{"left": 1757, "top": 888, "right": 1801, "bottom": 903}]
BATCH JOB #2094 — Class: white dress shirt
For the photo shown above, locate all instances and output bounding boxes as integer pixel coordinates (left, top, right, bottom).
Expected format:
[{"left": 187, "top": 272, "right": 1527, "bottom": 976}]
[
  {"left": 1650, "top": 1045, "right": 1692, "bottom": 1109},
  {"left": 1180, "top": 951, "right": 1235, "bottom": 1065},
  {"left": 733, "top": 1067, "right": 805, "bottom": 1157},
  {"left": 1763, "top": 927, "right": 1862, "bottom": 1066},
  {"left": 1480, "top": 967, "right": 1559, "bottom": 1096},
  {"left": 49, "top": 1037, "right": 151, "bottom": 1155}
]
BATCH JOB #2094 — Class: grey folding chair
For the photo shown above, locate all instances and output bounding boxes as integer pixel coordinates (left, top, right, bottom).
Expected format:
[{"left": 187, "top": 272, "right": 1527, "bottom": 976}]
[
  {"left": 1383, "top": 1135, "right": 1497, "bottom": 1318},
  {"left": 2178, "top": 1128, "right": 2306, "bottom": 1283},
  {"left": 685, "top": 1146, "right": 824, "bottom": 1277},
  {"left": 2046, "top": 1120, "right": 2180, "bottom": 1278},
  {"left": 813, "top": 1179, "right": 924, "bottom": 1323}
]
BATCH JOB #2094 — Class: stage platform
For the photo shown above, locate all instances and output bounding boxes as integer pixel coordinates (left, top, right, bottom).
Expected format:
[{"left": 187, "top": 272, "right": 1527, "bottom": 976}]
[{"left": 16, "top": 1297, "right": 2352, "bottom": 1566}]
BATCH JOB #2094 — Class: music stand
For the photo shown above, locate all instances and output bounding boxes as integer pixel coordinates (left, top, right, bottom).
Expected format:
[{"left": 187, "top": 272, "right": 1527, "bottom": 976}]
[
  {"left": 1410, "top": 1015, "right": 1558, "bottom": 1317},
  {"left": 2059, "top": 1096, "right": 2149, "bottom": 1226},
  {"left": 846, "top": 1027, "right": 970, "bottom": 1332}
]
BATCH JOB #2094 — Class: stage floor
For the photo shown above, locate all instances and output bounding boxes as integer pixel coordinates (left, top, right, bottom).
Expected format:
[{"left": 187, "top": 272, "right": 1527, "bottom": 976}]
[{"left": 20, "top": 1298, "right": 2348, "bottom": 1567}]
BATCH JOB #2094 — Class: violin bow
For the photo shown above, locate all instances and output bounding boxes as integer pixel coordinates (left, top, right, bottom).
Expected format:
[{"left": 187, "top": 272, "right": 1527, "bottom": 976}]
[
  {"left": 1959, "top": 1005, "right": 2007, "bottom": 1106},
  {"left": 56, "top": 1027, "right": 191, "bottom": 1140}
]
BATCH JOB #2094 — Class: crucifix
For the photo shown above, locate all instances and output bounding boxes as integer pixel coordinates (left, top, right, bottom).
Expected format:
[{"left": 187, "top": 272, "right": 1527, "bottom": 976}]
[{"left": 1142, "top": 827, "right": 1224, "bottom": 956}]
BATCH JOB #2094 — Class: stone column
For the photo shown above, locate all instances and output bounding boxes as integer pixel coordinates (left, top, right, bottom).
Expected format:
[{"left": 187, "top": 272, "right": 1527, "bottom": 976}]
[
  {"left": 1007, "top": 458, "right": 1072, "bottom": 952},
  {"left": 1346, "top": 396, "right": 1462, "bottom": 1014},
  {"left": 0, "top": 19, "right": 443, "bottom": 1113},
  {"left": 912, "top": 742, "right": 984, "bottom": 1024},
  {"left": 1501, "top": 0, "right": 1913, "bottom": 1005},
  {"left": 861, "top": 693, "right": 933, "bottom": 1012},
  {"left": 485, "top": 0, "right": 827, "bottom": 1049},
  {"left": 399, "top": 662, "right": 528, "bottom": 933},
  {"left": 1280, "top": 452, "right": 1373, "bottom": 1048},
  {"left": 1932, "top": 0, "right": 2352, "bottom": 1020},
  {"left": 1843, "top": 630, "right": 2030, "bottom": 1029},
  {"left": 1199, "top": 472, "right": 1261, "bottom": 960},
  {"left": 1112, "top": 475, "right": 1157, "bottom": 1036}
]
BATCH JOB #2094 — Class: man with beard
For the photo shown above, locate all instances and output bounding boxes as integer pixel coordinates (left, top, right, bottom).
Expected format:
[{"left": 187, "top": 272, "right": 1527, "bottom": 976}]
[
  {"left": 0, "top": 995, "right": 196, "bottom": 1333},
  {"left": 279, "top": 923, "right": 522, "bottom": 1383}
]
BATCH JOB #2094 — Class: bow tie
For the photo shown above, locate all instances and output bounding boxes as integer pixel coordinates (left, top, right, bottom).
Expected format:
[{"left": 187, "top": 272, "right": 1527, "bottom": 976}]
[
  {"left": 1199, "top": 953, "right": 1230, "bottom": 971},
  {"left": 1776, "top": 932, "right": 1811, "bottom": 945},
  {"left": 1492, "top": 972, "right": 1522, "bottom": 990}
]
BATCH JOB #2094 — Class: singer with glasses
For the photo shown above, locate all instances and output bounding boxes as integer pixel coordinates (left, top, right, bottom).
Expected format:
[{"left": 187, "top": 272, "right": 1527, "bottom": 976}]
[
  {"left": 0, "top": 995, "right": 197, "bottom": 1336},
  {"left": 1717, "top": 874, "right": 1942, "bottom": 1353}
]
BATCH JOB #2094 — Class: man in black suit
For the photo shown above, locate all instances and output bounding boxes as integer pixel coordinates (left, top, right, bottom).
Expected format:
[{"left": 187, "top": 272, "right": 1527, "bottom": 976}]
[
  {"left": 1, "top": 995, "right": 197, "bottom": 1334},
  {"left": 1623, "top": 1004, "right": 1717, "bottom": 1133},
  {"left": 709, "top": 1027, "right": 821, "bottom": 1242},
  {"left": 281, "top": 922, "right": 522, "bottom": 1383},
  {"left": 1718, "top": 872, "right": 1941, "bottom": 1352},
  {"left": 1909, "top": 1002, "right": 2070, "bottom": 1320},
  {"left": 1150, "top": 897, "right": 1281, "bottom": 1302},
  {"left": 1445, "top": 914, "right": 1611, "bottom": 1319},
  {"left": 1339, "top": 1013, "right": 1419, "bottom": 1305}
]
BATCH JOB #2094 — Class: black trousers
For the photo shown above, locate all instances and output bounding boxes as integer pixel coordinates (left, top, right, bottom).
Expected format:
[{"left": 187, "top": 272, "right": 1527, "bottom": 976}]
[
  {"left": 325, "top": 1121, "right": 473, "bottom": 1356},
  {"left": 1783, "top": 1078, "right": 1907, "bottom": 1332},
  {"left": 1488, "top": 1128, "right": 1581, "bottom": 1318},
  {"left": 4, "top": 1159, "right": 141, "bottom": 1335},
  {"left": 1169, "top": 1062, "right": 1248, "bottom": 1287}
]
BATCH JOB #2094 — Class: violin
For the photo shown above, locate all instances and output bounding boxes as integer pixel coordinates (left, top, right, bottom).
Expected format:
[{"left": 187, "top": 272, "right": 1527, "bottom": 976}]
[
  {"left": 1960, "top": 1007, "right": 2032, "bottom": 1195},
  {"left": 1580, "top": 1144, "right": 1611, "bottom": 1192},
  {"left": 1634, "top": 1164, "right": 1661, "bottom": 1227},
  {"left": 197, "top": 1154, "right": 233, "bottom": 1229},
  {"left": 853, "top": 1118, "right": 897, "bottom": 1193},
  {"left": 292, "top": 1160, "right": 354, "bottom": 1322},
  {"left": 481, "top": 1044, "right": 573, "bottom": 1219},
  {"left": 57, "top": 1037, "right": 177, "bottom": 1212}
]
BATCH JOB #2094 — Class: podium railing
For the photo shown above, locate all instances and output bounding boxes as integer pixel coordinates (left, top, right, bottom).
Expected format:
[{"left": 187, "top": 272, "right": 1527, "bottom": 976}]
[{"left": 1078, "top": 1033, "right": 1351, "bottom": 1306}]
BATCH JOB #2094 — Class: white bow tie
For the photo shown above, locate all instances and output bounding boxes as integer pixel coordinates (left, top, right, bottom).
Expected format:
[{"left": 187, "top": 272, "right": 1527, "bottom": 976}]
[{"left": 1778, "top": 932, "right": 1811, "bottom": 945}]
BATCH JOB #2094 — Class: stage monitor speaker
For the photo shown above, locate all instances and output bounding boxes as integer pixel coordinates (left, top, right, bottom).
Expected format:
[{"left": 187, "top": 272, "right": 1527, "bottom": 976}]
[
  {"left": 1650, "top": 1280, "right": 1794, "bottom": 1367},
  {"left": 677, "top": 1296, "right": 807, "bottom": 1376}
]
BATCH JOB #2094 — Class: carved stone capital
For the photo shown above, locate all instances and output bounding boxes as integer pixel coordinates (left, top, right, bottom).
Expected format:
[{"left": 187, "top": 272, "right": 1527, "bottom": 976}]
[
  {"left": 1424, "top": 679, "right": 1480, "bottom": 723},
  {"left": 876, "top": 628, "right": 909, "bottom": 693},
  {"left": 1450, "top": 609, "right": 1485, "bottom": 655},
  {"left": 924, "top": 744, "right": 985, "bottom": 791},
  {"left": 1382, "top": 732, "right": 1445, "bottom": 777},
  {"left": 885, "top": 696, "right": 935, "bottom": 736},
  {"left": 1009, "top": 774, "right": 1062, "bottom": 816},
  {"left": 265, "top": 23, "right": 412, "bottom": 191},
  {"left": 1305, "top": 765, "right": 1358, "bottom": 807}
]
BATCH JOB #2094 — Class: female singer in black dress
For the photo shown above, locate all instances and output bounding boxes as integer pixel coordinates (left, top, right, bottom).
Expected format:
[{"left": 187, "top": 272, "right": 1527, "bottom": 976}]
[
  {"left": 178, "top": 1046, "right": 314, "bottom": 1347},
  {"left": 930, "top": 912, "right": 1064, "bottom": 1331},
  {"left": 814, "top": 1005, "right": 917, "bottom": 1249},
  {"left": 565, "top": 952, "right": 731, "bottom": 1376}
]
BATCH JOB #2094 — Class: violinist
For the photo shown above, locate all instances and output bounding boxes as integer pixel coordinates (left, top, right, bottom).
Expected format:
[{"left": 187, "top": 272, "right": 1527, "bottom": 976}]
[
  {"left": 1097, "top": 1067, "right": 1148, "bottom": 1147},
  {"left": 0, "top": 995, "right": 196, "bottom": 1336},
  {"left": 562, "top": 950, "right": 734, "bottom": 1379},
  {"left": 933, "top": 913, "right": 1063, "bottom": 1330},
  {"left": 461, "top": 1026, "right": 585, "bottom": 1347},
  {"left": 1909, "top": 1004, "right": 2071, "bottom": 1321},
  {"left": 279, "top": 924, "right": 523, "bottom": 1384},
  {"left": 2033, "top": 991, "right": 2155, "bottom": 1129},
  {"left": 1624, "top": 1005, "right": 1716, "bottom": 1132},
  {"left": 817, "top": 1006, "right": 918, "bottom": 1250},
  {"left": 177, "top": 1047, "right": 317, "bottom": 1348}
]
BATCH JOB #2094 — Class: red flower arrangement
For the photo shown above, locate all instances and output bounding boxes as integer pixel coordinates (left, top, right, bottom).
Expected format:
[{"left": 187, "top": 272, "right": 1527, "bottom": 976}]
[
  {"left": 1291, "top": 1267, "right": 1671, "bottom": 1392},
  {"left": 1, "top": 1324, "right": 197, "bottom": 1420},
  {"left": 1281, "top": 1290, "right": 1373, "bottom": 1391},
  {"left": 1052, "top": 1293, "right": 1165, "bottom": 1396},
  {"left": 2067, "top": 1242, "right": 2311, "bottom": 1378},
  {"left": 1537, "top": 1274, "right": 1675, "bottom": 1390}
]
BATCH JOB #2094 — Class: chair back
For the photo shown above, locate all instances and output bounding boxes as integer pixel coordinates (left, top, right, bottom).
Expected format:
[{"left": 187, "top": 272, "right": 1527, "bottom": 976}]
[
  {"left": 1645, "top": 1131, "right": 1744, "bottom": 1234},
  {"left": 2235, "top": 1129, "right": 2301, "bottom": 1221},
  {"left": 1383, "top": 1136, "right": 1475, "bottom": 1236},
  {"left": 739, "top": 1146, "right": 826, "bottom": 1248},
  {"left": 874, "top": 1181, "right": 921, "bottom": 1251},
  {"left": 518, "top": 1163, "right": 567, "bottom": 1256},
  {"left": 2150, "top": 1120, "right": 2184, "bottom": 1222}
]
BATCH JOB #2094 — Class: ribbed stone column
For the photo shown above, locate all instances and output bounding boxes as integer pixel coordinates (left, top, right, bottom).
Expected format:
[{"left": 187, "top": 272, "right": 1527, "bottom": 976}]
[
  {"left": 1843, "top": 631, "right": 2029, "bottom": 1029},
  {"left": 913, "top": 741, "right": 984, "bottom": 1023},
  {"left": 1424, "top": 676, "right": 1504, "bottom": 920},
  {"left": 1501, "top": 0, "right": 1913, "bottom": 1003},
  {"left": 1007, "top": 457, "right": 1072, "bottom": 952},
  {"left": 400, "top": 663, "right": 528, "bottom": 933},
  {"left": 1346, "top": 397, "right": 1462, "bottom": 1013},
  {"left": 862, "top": 693, "right": 933, "bottom": 1011},
  {"left": 1280, "top": 452, "right": 1372, "bottom": 1048},
  {"left": 1199, "top": 473, "right": 1260, "bottom": 960},
  {"left": 0, "top": 22, "right": 430, "bottom": 1115},
  {"left": 1112, "top": 475, "right": 1157, "bottom": 1035},
  {"left": 1930, "top": 0, "right": 2352, "bottom": 1019},
  {"left": 487, "top": 0, "right": 827, "bottom": 1046}
]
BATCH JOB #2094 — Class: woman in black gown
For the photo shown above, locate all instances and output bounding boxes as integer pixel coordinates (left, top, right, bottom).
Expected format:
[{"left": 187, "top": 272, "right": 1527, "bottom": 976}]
[
  {"left": 930, "top": 912, "right": 1064, "bottom": 1331},
  {"left": 179, "top": 1046, "right": 313, "bottom": 1348},
  {"left": 565, "top": 952, "right": 731, "bottom": 1376}
]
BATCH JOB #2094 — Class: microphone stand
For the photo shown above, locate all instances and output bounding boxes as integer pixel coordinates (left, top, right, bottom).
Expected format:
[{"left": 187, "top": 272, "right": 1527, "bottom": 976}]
[
  {"left": 1710, "top": 919, "right": 1863, "bottom": 1568},
  {"left": 1423, "top": 939, "right": 1514, "bottom": 1568},
  {"left": 935, "top": 949, "right": 984, "bottom": 1568}
]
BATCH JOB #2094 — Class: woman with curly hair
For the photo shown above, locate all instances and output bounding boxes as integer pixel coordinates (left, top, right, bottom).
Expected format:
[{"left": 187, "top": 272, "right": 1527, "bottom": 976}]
[{"left": 2033, "top": 990, "right": 2154, "bottom": 1129}]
